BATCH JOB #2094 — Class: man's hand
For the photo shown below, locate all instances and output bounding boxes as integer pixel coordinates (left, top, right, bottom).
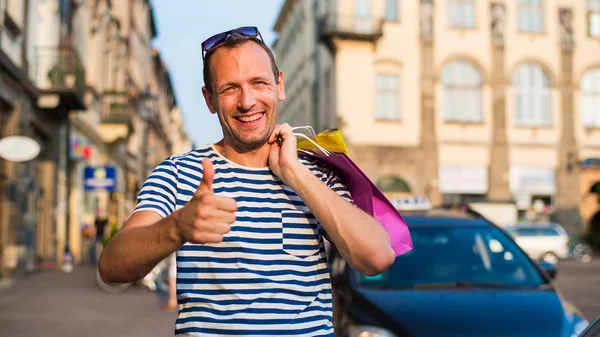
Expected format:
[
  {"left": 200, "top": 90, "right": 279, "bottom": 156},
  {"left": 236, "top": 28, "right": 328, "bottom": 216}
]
[
  {"left": 268, "top": 123, "right": 303, "bottom": 187},
  {"left": 174, "top": 158, "right": 237, "bottom": 244}
]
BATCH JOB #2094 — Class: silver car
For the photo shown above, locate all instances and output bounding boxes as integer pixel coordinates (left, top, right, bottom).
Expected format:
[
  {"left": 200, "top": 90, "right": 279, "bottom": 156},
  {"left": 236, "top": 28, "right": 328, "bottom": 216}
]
[{"left": 505, "top": 223, "right": 570, "bottom": 264}]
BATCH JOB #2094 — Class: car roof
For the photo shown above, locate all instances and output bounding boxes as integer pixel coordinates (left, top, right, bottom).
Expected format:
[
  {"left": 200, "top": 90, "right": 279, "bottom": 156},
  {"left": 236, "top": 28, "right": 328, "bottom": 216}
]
[{"left": 402, "top": 209, "right": 492, "bottom": 228}]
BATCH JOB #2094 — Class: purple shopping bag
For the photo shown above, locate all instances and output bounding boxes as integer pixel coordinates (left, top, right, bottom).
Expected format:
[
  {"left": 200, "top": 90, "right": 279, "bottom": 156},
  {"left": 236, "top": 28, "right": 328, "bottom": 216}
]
[{"left": 299, "top": 150, "right": 413, "bottom": 257}]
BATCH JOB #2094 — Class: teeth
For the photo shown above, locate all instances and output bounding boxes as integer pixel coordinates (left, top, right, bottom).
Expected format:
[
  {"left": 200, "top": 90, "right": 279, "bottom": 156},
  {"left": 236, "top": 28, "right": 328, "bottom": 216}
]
[{"left": 238, "top": 114, "right": 262, "bottom": 122}]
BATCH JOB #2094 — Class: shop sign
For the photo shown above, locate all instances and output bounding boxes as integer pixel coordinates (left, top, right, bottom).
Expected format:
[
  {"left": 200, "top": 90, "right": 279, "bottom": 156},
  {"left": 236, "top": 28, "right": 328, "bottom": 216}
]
[
  {"left": 439, "top": 166, "right": 488, "bottom": 194},
  {"left": 70, "top": 136, "right": 92, "bottom": 160},
  {"left": 84, "top": 166, "right": 117, "bottom": 192},
  {"left": 509, "top": 167, "right": 555, "bottom": 195}
]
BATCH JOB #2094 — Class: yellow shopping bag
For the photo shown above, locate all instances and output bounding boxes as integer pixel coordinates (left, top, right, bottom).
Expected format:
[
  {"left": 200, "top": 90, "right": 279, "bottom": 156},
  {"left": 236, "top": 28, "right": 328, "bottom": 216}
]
[{"left": 294, "top": 126, "right": 349, "bottom": 155}]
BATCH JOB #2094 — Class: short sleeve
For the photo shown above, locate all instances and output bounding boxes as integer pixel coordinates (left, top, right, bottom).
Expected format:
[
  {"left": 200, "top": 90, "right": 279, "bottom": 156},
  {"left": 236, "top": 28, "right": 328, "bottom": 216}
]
[
  {"left": 302, "top": 157, "right": 353, "bottom": 204},
  {"left": 133, "top": 157, "right": 178, "bottom": 218},
  {"left": 323, "top": 164, "right": 353, "bottom": 204}
]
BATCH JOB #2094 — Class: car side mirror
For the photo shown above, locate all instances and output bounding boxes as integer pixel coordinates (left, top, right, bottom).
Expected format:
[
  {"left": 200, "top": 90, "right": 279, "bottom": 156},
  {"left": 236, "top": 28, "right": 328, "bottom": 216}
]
[{"left": 538, "top": 262, "right": 558, "bottom": 280}]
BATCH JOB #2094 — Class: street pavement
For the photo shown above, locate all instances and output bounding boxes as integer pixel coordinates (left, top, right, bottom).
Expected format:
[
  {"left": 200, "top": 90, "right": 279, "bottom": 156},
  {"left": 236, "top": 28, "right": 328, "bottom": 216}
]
[
  {"left": 0, "top": 259, "right": 598, "bottom": 336},
  {"left": 555, "top": 259, "right": 600, "bottom": 322},
  {"left": 0, "top": 266, "right": 176, "bottom": 337}
]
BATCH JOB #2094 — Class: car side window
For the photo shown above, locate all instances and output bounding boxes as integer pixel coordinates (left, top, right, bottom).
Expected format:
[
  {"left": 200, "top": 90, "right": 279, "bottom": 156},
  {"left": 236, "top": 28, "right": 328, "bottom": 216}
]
[
  {"left": 538, "top": 228, "right": 560, "bottom": 236},
  {"left": 516, "top": 228, "right": 539, "bottom": 237}
]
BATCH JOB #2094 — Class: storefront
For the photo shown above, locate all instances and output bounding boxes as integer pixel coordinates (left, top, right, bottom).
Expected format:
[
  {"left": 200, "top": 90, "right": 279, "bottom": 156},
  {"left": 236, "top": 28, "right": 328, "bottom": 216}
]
[
  {"left": 0, "top": 60, "right": 60, "bottom": 278},
  {"left": 438, "top": 165, "right": 488, "bottom": 204},
  {"left": 509, "top": 166, "right": 556, "bottom": 222}
]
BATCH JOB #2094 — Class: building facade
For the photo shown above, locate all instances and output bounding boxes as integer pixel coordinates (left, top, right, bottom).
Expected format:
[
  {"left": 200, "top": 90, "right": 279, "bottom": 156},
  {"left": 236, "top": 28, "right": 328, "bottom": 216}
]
[
  {"left": 274, "top": 0, "right": 600, "bottom": 237},
  {"left": 0, "top": 0, "right": 192, "bottom": 278},
  {"left": 1, "top": 0, "right": 49, "bottom": 278}
]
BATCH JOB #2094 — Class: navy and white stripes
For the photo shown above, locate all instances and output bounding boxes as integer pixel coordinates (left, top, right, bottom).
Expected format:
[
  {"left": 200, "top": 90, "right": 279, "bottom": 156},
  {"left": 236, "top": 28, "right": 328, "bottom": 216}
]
[{"left": 133, "top": 145, "right": 352, "bottom": 336}]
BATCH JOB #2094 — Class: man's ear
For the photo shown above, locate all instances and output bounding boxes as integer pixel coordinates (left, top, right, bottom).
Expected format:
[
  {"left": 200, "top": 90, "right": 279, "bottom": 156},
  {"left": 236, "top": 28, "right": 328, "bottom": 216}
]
[
  {"left": 277, "top": 70, "right": 285, "bottom": 101},
  {"left": 202, "top": 86, "right": 217, "bottom": 114}
]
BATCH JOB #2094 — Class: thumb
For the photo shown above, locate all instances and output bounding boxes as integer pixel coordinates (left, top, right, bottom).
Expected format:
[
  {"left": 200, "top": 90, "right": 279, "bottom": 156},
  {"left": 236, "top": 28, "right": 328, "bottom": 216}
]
[{"left": 196, "top": 158, "right": 214, "bottom": 194}]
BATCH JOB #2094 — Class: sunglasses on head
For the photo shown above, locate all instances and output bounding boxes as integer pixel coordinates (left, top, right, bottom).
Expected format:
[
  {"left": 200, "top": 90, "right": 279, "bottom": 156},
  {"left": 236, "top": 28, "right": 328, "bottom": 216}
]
[{"left": 201, "top": 26, "right": 263, "bottom": 60}]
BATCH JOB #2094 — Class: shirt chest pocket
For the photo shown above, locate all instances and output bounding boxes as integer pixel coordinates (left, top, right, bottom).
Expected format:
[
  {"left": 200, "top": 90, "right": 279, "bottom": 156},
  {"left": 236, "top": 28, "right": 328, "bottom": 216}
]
[{"left": 281, "top": 210, "right": 321, "bottom": 258}]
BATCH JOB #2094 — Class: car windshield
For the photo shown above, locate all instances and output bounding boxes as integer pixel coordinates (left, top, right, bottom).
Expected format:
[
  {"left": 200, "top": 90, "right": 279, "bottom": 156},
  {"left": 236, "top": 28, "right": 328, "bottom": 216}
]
[{"left": 353, "top": 224, "right": 546, "bottom": 289}]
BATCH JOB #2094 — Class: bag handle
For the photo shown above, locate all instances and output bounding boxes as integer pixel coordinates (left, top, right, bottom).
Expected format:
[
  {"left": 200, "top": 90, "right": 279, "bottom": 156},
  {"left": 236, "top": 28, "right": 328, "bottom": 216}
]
[
  {"left": 293, "top": 132, "right": 332, "bottom": 156},
  {"left": 291, "top": 126, "right": 317, "bottom": 138}
]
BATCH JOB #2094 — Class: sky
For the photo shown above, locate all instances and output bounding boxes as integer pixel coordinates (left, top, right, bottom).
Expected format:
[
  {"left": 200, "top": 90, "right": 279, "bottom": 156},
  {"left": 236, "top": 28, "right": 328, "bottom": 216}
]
[{"left": 152, "top": 0, "right": 286, "bottom": 147}]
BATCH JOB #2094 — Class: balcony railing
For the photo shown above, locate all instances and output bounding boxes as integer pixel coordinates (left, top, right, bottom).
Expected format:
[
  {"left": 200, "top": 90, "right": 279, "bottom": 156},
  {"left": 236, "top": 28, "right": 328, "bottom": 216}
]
[
  {"left": 35, "top": 46, "right": 85, "bottom": 91},
  {"left": 101, "top": 91, "right": 135, "bottom": 125},
  {"left": 35, "top": 46, "right": 86, "bottom": 110},
  {"left": 320, "top": 14, "right": 384, "bottom": 42}
]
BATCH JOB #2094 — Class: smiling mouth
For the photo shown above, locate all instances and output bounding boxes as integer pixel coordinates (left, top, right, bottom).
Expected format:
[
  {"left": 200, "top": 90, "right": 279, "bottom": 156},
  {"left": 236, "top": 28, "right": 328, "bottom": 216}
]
[{"left": 235, "top": 113, "right": 264, "bottom": 123}]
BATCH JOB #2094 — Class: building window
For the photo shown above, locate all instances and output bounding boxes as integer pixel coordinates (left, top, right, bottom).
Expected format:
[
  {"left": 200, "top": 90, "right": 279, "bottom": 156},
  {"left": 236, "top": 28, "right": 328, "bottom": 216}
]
[
  {"left": 517, "top": 0, "right": 543, "bottom": 33},
  {"left": 512, "top": 63, "right": 552, "bottom": 126},
  {"left": 447, "top": 0, "right": 475, "bottom": 28},
  {"left": 581, "top": 69, "right": 600, "bottom": 128},
  {"left": 355, "top": 0, "right": 373, "bottom": 33},
  {"left": 589, "top": 0, "right": 600, "bottom": 37},
  {"left": 442, "top": 61, "right": 482, "bottom": 122},
  {"left": 385, "top": 0, "right": 399, "bottom": 21},
  {"left": 375, "top": 74, "right": 400, "bottom": 120}
]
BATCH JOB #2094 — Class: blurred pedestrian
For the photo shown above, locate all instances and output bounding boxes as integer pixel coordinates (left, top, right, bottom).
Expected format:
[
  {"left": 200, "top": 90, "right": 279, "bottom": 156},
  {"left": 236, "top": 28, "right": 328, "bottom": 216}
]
[
  {"left": 98, "top": 26, "right": 394, "bottom": 336},
  {"left": 90, "top": 209, "right": 108, "bottom": 266}
]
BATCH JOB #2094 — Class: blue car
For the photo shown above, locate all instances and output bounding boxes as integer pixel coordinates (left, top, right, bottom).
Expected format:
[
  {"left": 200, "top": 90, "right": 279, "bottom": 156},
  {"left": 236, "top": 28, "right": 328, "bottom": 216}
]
[{"left": 330, "top": 208, "right": 590, "bottom": 337}]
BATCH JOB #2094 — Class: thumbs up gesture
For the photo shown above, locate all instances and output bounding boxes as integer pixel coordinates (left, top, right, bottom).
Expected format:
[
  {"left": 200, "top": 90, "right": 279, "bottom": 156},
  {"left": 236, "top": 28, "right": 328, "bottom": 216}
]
[{"left": 175, "top": 158, "right": 237, "bottom": 244}]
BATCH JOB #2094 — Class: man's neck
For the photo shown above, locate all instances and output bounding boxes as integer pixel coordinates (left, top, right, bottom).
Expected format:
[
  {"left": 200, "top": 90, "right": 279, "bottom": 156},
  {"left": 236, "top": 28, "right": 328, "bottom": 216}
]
[{"left": 213, "top": 140, "right": 270, "bottom": 168}]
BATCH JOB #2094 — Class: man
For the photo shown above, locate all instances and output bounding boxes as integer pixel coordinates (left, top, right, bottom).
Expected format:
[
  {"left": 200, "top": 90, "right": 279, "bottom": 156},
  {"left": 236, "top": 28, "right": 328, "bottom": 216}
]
[{"left": 99, "top": 26, "right": 394, "bottom": 336}]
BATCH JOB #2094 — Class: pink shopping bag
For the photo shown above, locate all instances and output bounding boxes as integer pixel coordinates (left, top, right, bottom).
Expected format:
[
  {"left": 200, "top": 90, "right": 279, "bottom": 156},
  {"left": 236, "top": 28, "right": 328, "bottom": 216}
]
[{"left": 298, "top": 150, "right": 413, "bottom": 257}]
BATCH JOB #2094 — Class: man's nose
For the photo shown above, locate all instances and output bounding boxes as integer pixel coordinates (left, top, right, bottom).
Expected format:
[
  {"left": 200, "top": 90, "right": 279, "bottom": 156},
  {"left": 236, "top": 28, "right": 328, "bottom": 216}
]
[{"left": 237, "top": 86, "right": 256, "bottom": 111}]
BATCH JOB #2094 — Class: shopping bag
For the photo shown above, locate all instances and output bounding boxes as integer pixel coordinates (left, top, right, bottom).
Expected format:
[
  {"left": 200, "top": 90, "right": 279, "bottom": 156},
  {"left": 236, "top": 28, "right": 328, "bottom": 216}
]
[
  {"left": 295, "top": 126, "right": 349, "bottom": 155},
  {"left": 293, "top": 127, "right": 413, "bottom": 257}
]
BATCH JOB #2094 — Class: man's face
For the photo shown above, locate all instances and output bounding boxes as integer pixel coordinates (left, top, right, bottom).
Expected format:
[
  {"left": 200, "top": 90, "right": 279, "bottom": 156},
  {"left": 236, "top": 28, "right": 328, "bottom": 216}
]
[{"left": 202, "top": 41, "right": 285, "bottom": 151}]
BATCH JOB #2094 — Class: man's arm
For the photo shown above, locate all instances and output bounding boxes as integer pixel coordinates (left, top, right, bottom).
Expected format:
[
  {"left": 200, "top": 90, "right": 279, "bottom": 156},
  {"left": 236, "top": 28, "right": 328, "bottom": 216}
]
[
  {"left": 268, "top": 124, "right": 395, "bottom": 276},
  {"left": 98, "top": 158, "right": 237, "bottom": 284},
  {"left": 98, "top": 211, "right": 182, "bottom": 284},
  {"left": 287, "top": 164, "right": 395, "bottom": 276}
]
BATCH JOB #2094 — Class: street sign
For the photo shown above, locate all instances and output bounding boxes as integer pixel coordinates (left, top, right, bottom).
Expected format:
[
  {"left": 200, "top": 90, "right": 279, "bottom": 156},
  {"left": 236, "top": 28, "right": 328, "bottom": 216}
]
[{"left": 84, "top": 166, "right": 117, "bottom": 192}]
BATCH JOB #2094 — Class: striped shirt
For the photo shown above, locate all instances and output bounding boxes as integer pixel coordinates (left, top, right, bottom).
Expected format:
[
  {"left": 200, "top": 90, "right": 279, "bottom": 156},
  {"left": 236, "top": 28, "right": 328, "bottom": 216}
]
[{"left": 133, "top": 144, "right": 352, "bottom": 336}]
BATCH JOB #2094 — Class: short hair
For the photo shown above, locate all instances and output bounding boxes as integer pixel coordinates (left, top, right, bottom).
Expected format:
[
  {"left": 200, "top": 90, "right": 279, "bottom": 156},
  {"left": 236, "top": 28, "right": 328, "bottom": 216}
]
[{"left": 202, "top": 34, "right": 280, "bottom": 94}]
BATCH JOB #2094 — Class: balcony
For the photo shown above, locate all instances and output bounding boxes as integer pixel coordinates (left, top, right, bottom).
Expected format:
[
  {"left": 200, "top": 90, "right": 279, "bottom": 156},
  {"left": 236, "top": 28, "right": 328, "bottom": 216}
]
[
  {"left": 320, "top": 14, "right": 384, "bottom": 43},
  {"left": 101, "top": 91, "right": 135, "bottom": 125},
  {"left": 98, "top": 91, "right": 135, "bottom": 144},
  {"left": 35, "top": 46, "right": 86, "bottom": 112}
]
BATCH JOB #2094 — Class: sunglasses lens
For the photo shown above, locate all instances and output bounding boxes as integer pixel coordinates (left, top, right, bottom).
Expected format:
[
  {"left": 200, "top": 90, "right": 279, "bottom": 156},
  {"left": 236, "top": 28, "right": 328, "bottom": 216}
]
[
  {"left": 202, "top": 27, "right": 262, "bottom": 59},
  {"left": 235, "top": 26, "right": 258, "bottom": 37},
  {"left": 202, "top": 33, "right": 226, "bottom": 51}
]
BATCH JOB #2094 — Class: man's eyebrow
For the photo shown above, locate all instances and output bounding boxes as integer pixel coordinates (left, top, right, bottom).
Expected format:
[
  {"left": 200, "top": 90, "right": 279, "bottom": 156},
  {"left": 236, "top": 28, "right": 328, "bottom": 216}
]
[
  {"left": 249, "top": 76, "right": 272, "bottom": 82},
  {"left": 216, "top": 81, "right": 238, "bottom": 91},
  {"left": 216, "top": 75, "right": 273, "bottom": 91}
]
